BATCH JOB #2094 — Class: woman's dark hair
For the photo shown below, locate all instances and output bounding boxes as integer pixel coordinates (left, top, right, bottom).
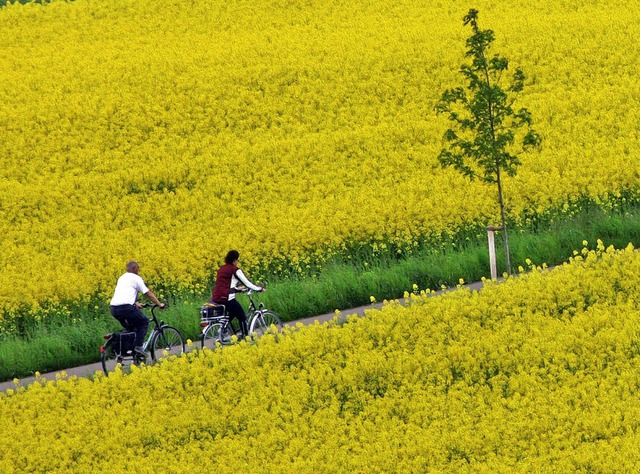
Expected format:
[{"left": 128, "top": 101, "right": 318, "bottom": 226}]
[{"left": 224, "top": 250, "right": 240, "bottom": 264}]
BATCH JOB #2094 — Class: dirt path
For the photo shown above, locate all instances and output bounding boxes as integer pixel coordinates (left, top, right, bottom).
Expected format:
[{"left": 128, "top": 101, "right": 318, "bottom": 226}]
[{"left": 0, "top": 280, "right": 487, "bottom": 393}]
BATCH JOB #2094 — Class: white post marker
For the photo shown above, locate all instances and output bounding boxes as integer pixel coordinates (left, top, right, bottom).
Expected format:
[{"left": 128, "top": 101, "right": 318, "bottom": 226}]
[{"left": 487, "top": 225, "right": 503, "bottom": 280}]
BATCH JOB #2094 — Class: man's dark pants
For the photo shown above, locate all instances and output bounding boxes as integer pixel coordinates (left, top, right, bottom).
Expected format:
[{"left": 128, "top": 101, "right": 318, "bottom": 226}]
[{"left": 110, "top": 304, "right": 150, "bottom": 347}]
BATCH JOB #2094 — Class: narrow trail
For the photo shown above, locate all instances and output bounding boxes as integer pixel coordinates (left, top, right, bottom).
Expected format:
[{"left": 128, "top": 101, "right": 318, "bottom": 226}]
[{"left": 0, "top": 279, "right": 488, "bottom": 394}]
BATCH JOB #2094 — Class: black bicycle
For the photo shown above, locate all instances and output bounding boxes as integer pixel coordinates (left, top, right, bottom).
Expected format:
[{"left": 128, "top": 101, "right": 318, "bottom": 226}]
[
  {"left": 201, "top": 288, "right": 283, "bottom": 349},
  {"left": 100, "top": 303, "right": 185, "bottom": 375}
]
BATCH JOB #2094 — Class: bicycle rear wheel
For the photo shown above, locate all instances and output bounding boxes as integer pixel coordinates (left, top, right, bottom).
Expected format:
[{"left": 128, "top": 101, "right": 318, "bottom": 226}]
[
  {"left": 202, "top": 322, "right": 223, "bottom": 350},
  {"left": 101, "top": 339, "right": 135, "bottom": 375},
  {"left": 248, "top": 310, "right": 283, "bottom": 337},
  {"left": 150, "top": 326, "right": 185, "bottom": 362},
  {"left": 218, "top": 321, "right": 238, "bottom": 346}
]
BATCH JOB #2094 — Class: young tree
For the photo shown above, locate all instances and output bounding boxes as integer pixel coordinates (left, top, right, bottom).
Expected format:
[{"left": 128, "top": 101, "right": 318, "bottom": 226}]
[{"left": 435, "top": 9, "right": 541, "bottom": 275}]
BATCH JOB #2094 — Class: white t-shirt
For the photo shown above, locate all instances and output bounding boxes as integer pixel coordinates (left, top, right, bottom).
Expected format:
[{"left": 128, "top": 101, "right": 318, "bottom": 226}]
[{"left": 110, "top": 272, "right": 150, "bottom": 306}]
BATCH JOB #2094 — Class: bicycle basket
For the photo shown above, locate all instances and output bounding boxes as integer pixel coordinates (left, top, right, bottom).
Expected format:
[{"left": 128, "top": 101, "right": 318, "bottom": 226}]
[
  {"left": 200, "top": 305, "right": 225, "bottom": 321},
  {"left": 110, "top": 331, "right": 136, "bottom": 354}
]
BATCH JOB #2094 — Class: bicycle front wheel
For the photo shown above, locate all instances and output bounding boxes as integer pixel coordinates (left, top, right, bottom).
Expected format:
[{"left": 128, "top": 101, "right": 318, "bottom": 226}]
[
  {"left": 150, "top": 326, "right": 185, "bottom": 362},
  {"left": 248, "top": 310, "right": 283, "bottom": 337},
  {"left": 101, "top": 339, "right": 133, "bottom": 375}
]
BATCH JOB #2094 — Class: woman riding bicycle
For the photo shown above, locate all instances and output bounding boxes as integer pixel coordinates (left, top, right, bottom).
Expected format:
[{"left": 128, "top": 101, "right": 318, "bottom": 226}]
[{"left": 210, "top": 250, "right": 264, "bottom": 339}]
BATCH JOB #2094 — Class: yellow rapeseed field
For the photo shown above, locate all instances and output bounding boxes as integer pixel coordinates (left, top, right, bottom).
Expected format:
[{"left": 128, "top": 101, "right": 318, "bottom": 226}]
[
  {"left": 1, "top": 0, "right": 640, "bottom": 315},
  {"left": 1, "top": 243, "right": 640, "bottom": 472}
]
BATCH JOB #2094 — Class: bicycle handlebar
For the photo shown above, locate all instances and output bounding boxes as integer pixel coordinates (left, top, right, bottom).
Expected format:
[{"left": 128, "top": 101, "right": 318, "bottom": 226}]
[
  {"left": 138, "top": 302, "right": 168, "bottom": 310},
  {"left": 231, "top": 286, "right": 265, "bottom": 295}
]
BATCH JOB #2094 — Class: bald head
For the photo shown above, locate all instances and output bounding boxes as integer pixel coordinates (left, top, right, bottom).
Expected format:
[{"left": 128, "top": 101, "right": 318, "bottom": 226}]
[{"left": 126, "top": 261, "right": 140, "bottom": 273}]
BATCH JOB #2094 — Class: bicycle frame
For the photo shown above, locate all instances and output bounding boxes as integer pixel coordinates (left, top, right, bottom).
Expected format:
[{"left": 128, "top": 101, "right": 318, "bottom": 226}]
[
  {"left": 220, "top": 289, "right": 265, "bottom": 335},
  {"left": 244, "top": 289, "right": 263, "bottom": 313},
  {"left": 102, "top": 305, "right": 154, "bottom": 357},
  {"left": 200, "top": 288, "right": 282, "bottom": 348},
  {"left": 102, "top": 303, "right": 186, "bottom": 374},
  {"left": 140, "top": 304, "right": 165, "bottom": 352}
]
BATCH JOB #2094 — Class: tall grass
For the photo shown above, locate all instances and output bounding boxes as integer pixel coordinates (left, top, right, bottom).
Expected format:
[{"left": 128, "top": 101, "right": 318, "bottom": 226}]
[{"left": 1, "top": 205, "right": 640, "bottom": 381}]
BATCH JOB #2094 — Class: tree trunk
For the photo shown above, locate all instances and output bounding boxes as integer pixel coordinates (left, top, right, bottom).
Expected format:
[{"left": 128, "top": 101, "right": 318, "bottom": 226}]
[{"left": 495, "top": 168, "right": 512, "bottom": 275}]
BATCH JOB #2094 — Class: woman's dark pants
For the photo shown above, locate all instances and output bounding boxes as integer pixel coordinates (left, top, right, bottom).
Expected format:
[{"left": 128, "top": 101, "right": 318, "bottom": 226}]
[{"left": 214, "top": 299, "right": 248, "bottom": 336}]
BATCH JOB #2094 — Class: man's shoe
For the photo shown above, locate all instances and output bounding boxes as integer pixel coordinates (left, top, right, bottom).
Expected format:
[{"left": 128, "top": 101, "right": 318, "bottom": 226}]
[{"left": 133, "top": 346, "right": 147, "bottom": 364}]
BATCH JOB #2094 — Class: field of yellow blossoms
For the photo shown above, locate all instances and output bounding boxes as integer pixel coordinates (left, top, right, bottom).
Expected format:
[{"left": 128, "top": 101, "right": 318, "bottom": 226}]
[
  {"left": 2, "top": 0, "right": 640, "bottom": 319},
  {"left": 0, "top": 244, "right": 639, "bottom": 471}
]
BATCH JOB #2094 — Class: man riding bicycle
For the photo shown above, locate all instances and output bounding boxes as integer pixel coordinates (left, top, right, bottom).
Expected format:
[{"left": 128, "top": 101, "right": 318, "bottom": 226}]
[
  {"left": 110, "top": 260, "right": 165, "bottom": 357},
  {"left": 210, "top": 250, "right": 264, "bottom": 340}
]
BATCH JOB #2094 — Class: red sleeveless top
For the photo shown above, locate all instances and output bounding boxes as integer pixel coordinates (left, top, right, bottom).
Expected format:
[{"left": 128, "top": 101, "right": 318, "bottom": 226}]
[{"left": 211, "top": 263, "right": 238, "bottom": 302}]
